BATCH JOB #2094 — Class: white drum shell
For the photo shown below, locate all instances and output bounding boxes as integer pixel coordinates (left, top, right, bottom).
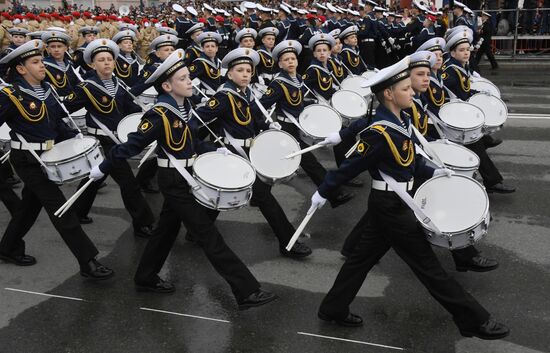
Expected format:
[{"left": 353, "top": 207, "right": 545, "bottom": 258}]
[
  {"left": 64, "top": 108, "right": 87, "bottom": 130},
  {"left": 471, "top": 77, "right": 501, "bottom": 98},
  {"left": 341, "top": 76, "right": 372, "bottom": 98},
  {"left": 40, "top": 137, "right": 104, "bottom": 184},
  {"left": 427, "top": 140, "right": 480, "bottom": 177},
  {"left": 192, "top": 152, "right": 256, "bottom": 211},
  {"left": 438, "top": 102, "right": 485, "bottom": 144},
  {"left": 117, "top": 113, "right": 154, "bottom": 160},
  {"left": 298, "top": 104, "right": 342, "bottom": 145},
  {"left": 138, "top": 87, "right": 158, "bottom": 105},
  {"left": 0, "top": 123, "right": 11, "bottom": 151},
  {"left": 414, "top": 175, "right": 490, "bottom": 250},
  {"left": 330, "top": 90, "right": 368, "bottom": 125},
  {"left": 468, "top": 93, "right": 508, "bottom": 134}
]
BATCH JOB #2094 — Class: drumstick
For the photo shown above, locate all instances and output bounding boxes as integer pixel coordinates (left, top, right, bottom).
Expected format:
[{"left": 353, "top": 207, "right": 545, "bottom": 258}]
[
  {"left": 0, "top": 151, "right": 9, "bottom": 164},
  {"left": 285, "top": 208, "right": 317, "bottom": 251},
  {"left": 137, "top": 141, "right": 157, "bottom": 168},
  {"left": 54, "top": 179, "right": 94, "bottom": 217},
  {"left": 192, "top": 81, "right": 210, "bottom": 99},
  {"left": 284, "top": 143, "right": 324, "bottom": 159}
]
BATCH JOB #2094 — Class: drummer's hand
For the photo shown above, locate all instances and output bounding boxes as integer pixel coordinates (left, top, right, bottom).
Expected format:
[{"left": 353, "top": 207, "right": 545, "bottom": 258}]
[
  {"left": 319, "top": 132, "right": 342, "bottom": 146},
  {"left": 75, "top": 133, "right": 84, "bottom": 139},
  {"left": 201, "top": 96, "right": 209, "bottom": 103},
  {"left": 269, "top": 122, "right": 281, "bottom": 130},
  {"left": 308, "top": 191, "right": 327, "bottom": 215},
  {"left": 89, "top": 165, "right": 105, "bottom": 180},
  {"left": 216, "top": 147, "right": 232, "bottom": 156},
  {"left": 433, "top": 168, "right": 455, "bottom": 178}
]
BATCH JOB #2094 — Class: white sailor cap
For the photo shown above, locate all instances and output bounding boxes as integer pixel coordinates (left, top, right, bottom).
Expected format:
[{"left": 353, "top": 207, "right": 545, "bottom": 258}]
[
  {"left": 235, "top": 28, "right": 257, "bottom": 43},
  {"left": 145, "top": 49, "right": 187, "bottom": 85},
  {"left": 445, "top": 25, "right": 472, "bottom": 40},
  {"left": 78, "top": 26, "right": 99, "bottom": 35},
  {"left": 46, "top": 26, "right": 67, "bottom": 33},
  {"left": 280, "top": 4, "right": 292, "bottom": 15},
  {"left": 308, "top": 33, "right": 336, "bottom": 50},
  {"left": 83, "top": 38, "right": 119, "bottom": 65},
  {"left": 297, "top": 9, "right": 308, "bottom": 15},
  {"left": 416, "top": 37, "right": 446, "bottom": 52},
  {"left": 7, "top": 27, "right": 29, "bottom": 36},
  {"left": 243, "top": 1, "right": 256, "bottom": 10},
  {"left": 374, "top": 6, "right": 386, "bottom": 12},
  {"left": 328, "top": 29, "right": 341, "bottom": 39},
  {"left": 27, "top": 31, "right": 44, "bottom": 40},
  {"left": 112, "top": 30, "right": 136, "bottom": 43},
  {"left": 224, "top": 10, "right": 231, "bottom": 17},
  {"left": 387, "top": 12, "right": 396, "bottom": 17},
  {"left": 310, "top": 9, "right": 318, "bottom": 14},
  {"left": 221, "top": 47, "right": 260, "bottom": 69},
  {"left": 464, "top": 6, "right": 474, "bottom": 15},
  {"left": 186, "top": 6, "right": 198, "bottom": 16},
  {"left": 339, "top": 25, "right": 358, "bottom": 40},
  {"left": 315, "top": 3, "right": 328, "bottom": 10},
  {"left": 185, "top": 22, "right": 204, "bottom": 35},
  {"left": 149, "top": 34, "right": 179, "bottom": 51},
  {"left": 326, "top": 3, "right": 338, "bottom": 13},
  {"left": 445, "top": 30, "right": 473, "bottom": 51},
  {"left": 233, "top": 7, "right": 245, "bottom": 16},
  {"left": 203, "top": 4, "right": 214, "bottom": 12},
  {"left": 0, "top": 39, "right": 43, "bottom": 65},
  {"left": 197, "top": 31, "right": 222, "bottom": 45},
  {"left": 41, "top": 30, "right": 71, "bottom": 44},
  {"left": 336, "top": 6, "right": 345, "bottom": 14},
  {"left": 454, "top": 1, "right": 466, "bottom": 8},
  {"left": 272, "top": 40, "right": 302, "bottom": 61},
  {"left": 361, "top": 57, "right": 410, "bottom": 93},
  {"left": 409, "top": 50, "right": 437, "bottom": 69},
  {"left": 172, "top": 4, "right": 185, "bottom": 14},
  {"left": 365, "top": 0, "right": 378, "bottom": 7},
  {"left": 157, "top": 26, "right": 178, "bottom": 36},
  {"left": 412, "top": 0, "right": 427, "bottom": 11},
  {"left": 119, "top": 23, "right": 139, "bottom": 33},
  {"left": 482, "top": 11, "right": 492, "bottom": 17},
  {"left": 257, "top": 4, "right": 271, "bottom": 13},
  {"left": 258, "top": 27, "right": 279, "bottom": 38}
]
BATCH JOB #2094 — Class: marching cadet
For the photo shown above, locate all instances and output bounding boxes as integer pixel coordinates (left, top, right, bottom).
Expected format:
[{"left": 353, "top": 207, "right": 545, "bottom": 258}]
[
  {"left": 196, "top": 48, "right": 313, "bottom": 259},
  {"left": 260, "top": 40, "right": 353, "bottom": 208},
  {"left": 277, "top": 4, "right": 300, "bottom": 41},
  {"left": 297, "top": 14, "right": 319, "bottom": 74},
  {"left": 184, "top": 22, "right": 204, "bottom": 66},
  {"left": 411, "top": 13, "right": 436, "bottom": 51},
  {"left": 453, "top": 1, "right": 472, "bottom": 29},
  {"left": 443, "top": 31, "right": 515, "bottom": 194},
  {"left": 41, "top": 30, "right": 81, "bottom": 98},
  {"left": 474, "top": 11, "right": 499, "bottom": 71},
  {"left": 256, "top": 27, "right": 279, "bottom": 86},
  {"left": 327, "top": 29, "right": 347, "bottom": 81},
  {"left": 339, "top": 25, "right": 366, "bottom": 75},
  {"left": 311, "top": 58, "right": 510, "bottom": 341},
  {"left": 0, "top": 27, "right": 29, "bottom": 78},
  {"left": 303, "top": 33, "right": 336, "bottom": 103},
  {"left": 73, "top": 26, "right": 99, "bottom": 77},
  {"left": 0, "top": 40, "right": 113, "bottom": 280},
  {"left": 189, "top": 32, "right": 224, "bottom": 96},
  {"left": 357, "top": 0, "right": 378, "bottom": 69},
  {"left": 215, "top": 15, "right": 230, "bottom": 58},
  {"left": 63, "top": 39, "right": 156, "bottom": 236},
  {"left": 112, "top": 30, "right": 140, "bottom": 87},
  {"left": 235, "top": 27, "right": 257, "bottom": 49},
  {"left": 87, "top": 49, "right": 277, "bottom": 309}
]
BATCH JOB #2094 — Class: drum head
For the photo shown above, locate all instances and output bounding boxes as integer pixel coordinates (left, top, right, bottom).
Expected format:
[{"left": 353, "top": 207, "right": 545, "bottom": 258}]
[
  {"left": 414, "top": 175, "right": 488, "bottom": 233},
  {"left": 471, "top": 79, "right": 500, "bottom": 98},
  {"left": 361, "top": 71, "right": 377, "bottom": 80},
  {"left": 341, "top": 76, "right": 372, "bottom": 97},
  {"left": 331, "top": 90, "right": 367, "bottom": 119},
  {"left": 142, "top": 86, "right": 158, "bottom": 97},
  {"left": 429, "top": 140, "right": 479, "bottom": 169},
  {"left": 439, "top": 102, "right": 485, "bottom": 129},
  {"left": 117, "top": 113, "right": 145, "bottom": 143},
  {"left": 41, "top": 137, "right": 98, "bottom": 162},
  {"left": 0, "top": 123, "right": 11, "bottom": 141},
  {"left": 72, "top": 107, "right": 87, "bottom": 118},
  {"left": 249, "top": 130, "right": 301, "bottom": 179},
  {"left": 194, "top": 152, "right": 256, "bottom": 189},
  {"left": 468, "top": 94, "right": 507, "bottom": 128},
  {"left": 299, "top": 105, "right": 342, "bottom": 138}
]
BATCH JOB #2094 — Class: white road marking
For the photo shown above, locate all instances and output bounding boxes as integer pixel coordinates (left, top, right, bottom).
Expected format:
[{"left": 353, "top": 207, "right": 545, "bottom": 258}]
[
  {"left": 297, "top": 332, "right": 404, "bottom": 351},
  {"left": 4, "top": 287, "right": 85, "bottom": 302},
  {"left": 139, "top": 307, "right": 230, "bottom": 323},
  {"left": 508, "top": 113, "right": 550, "bottom": 120}
]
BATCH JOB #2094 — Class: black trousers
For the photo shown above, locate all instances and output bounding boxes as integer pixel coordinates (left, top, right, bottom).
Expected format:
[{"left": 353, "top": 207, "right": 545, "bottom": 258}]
[
  {"left": 0, "top": 167, "right": 21, "bottom": 215},
  {"left": 320, "top": 190, "right": 490, "bottom": 331},
  {"left": 475, "top": 43, "right": 498, "bottom": 69},
  {"left": 466, "top": 139, "right": 503, "bottom": 187},
  {"left": 0, "top": 149, "right": 98, "bottom": 266},
  {"left": 72, "top": 136, "right": 154, "bottom": 227},
  {"left": 0, "top": 151, "right": 14, "bottom": 179},
  {"left": 135, "top": 158, "right": 158, "bottom": 187},
  {"left": 359, "top": 41, "right": 376, "bottom": 69},
  {"left": 134, "top": 168, "right": 260, "bottom": 302},
  {"left": 333, "top": 134, "right": 358, "bottom": 168}
]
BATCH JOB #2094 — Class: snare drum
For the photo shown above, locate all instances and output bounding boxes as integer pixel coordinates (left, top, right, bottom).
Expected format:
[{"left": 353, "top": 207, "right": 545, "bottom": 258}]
[
  {"left": 414, "top": 174, "right": 490, "bottom": 250},
  {"left": 192, "top": 152, "right": 256, "bottom": 211},
  {"left": 438, "top": 101, "right": 485, "bottom": 144},
  {"left": 468, "top": 93, "right": 508, "bottom": 134},
  {"left": 67, "top": 108, "right": 87, "bottom": 130},
  {"left": 117, "top": 112, "right": 154, "bottom": 160},
  {"left": 361, "top": 70, "right": 377, "bottom": 80},
  {"left": 0, "top": 123, "right": 11, "bottom": 151},
  {"left": 471, "top": 77, "right": 501, "bottom": 98},
  {"left": 40, "top": 137, "right": 104, "bottom": 184},
  {"left": 298, "top": 104, "right": 342, "bottom": 145},
  {"left": 340, "top": 76, "right": 372, "bottom": 99},
  {"left": 249, "top": 130, "right": 301, "bottom": 184},
  {"left": 138, "top": 86, "right": 158, "bottom": 106},
  {"left": 330, "top": 90, "right": 367, "bottom": 126},
  {"left": 426, "top": 140, "right": 480, "bottom": 177}
]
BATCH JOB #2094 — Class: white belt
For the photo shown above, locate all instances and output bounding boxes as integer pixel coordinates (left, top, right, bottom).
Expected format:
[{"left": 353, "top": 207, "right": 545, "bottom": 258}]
[
  {"left": 277, "top": 115, "right": 292, "bottom": 123},
  {"left": 361, "top": 38, "right": 375, "bottom": 43},
  {"left": 223, "top": 137, "right": 253, "bottom": 148},
  {"left": 157, "top": 157, "right": 194, "bottom": 168},
  {"left": 10, "top": 139, "right": 54, "bottom": 151},
  {"left": 372, "top": 179, "right": 414, "bottom": 192},
  {"left": 87, "top": 127, "right": 117, "bottom": 137}
]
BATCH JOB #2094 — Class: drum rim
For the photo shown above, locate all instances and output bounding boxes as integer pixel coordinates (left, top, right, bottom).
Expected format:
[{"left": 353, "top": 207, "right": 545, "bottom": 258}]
[
  {"left": 468, "top": 93, "right": 508, "bottom": 127},
  {"left": 413, "top": 174, "right": 490, "bottom": 234},
  {"left": 249, "top": 129, "right": 301, "bottom": 179},
  {"left": 429, "top": 140, "right": 481, "bottom": 169},
  {"left": 41, "top": 137, "right": 101, "bottom": 163},
  {"left": 299, "top": 104, "right": 343, "bottom": 138},
  {"left": 193, "top": 151, "right": 256, "bottom": 190},
  {"left": 117, "top": 112, "right": 146, "bottom": 143},
  {"left": 439, "top": 102, "right": 485, "bottom": 130},
  {"left": 330, "top": 90, "right": 368, "bottom": 119}
]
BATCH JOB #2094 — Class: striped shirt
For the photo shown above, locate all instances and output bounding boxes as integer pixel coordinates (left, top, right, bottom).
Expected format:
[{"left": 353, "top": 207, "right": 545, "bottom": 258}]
[
  {"left": 290, "top": 75, "right": 300, "bottom": 86},
  {"left": 102, "top": 79, "right": 116, "bottom": 96},
  {"left": 56, "top": 61, "right": 66, "bottom": 70},
  {"left": 31, "top": 85, "right": 45, "bottom": 100},
  {"left": 178, "top": 105, "right": 188, "bottom": 121}
]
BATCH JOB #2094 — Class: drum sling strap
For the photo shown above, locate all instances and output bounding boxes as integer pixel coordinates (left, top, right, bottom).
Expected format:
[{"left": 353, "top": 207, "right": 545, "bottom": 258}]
[
  {"left": 223, "top": 129, "right": 248, "bottom": 160},
  {"left": 14, "top": 132, "right": 54, "bottom": 173},
  {"left": 90, "top": 114, "right": 122, "bottom": 144},
  {"left": 410, "top": 125, "right": 445, "bottom": 168}
]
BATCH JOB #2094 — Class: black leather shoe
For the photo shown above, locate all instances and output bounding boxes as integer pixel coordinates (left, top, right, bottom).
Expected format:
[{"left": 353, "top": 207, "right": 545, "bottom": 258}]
[
  {"left": 486, "top": 182, "right": 515, "bottom": 194},
  {"left": 134, "top": 225, "right": 154, "bottom": 238},
  {"left": 80, "top": 259, "right": 114, "bottom": 280},
  {"left": 135, "top": 278, "right": 175, "bottom": 293},
  {"left": 0, "top": 253, "right": 36, "bottom": 266},
  {"left": 456, "top": 255, "right": 499, "bottom": 272},
  {"left": 141, "top": 182, "right": 159, "bottom": 194},
  {"left": 330, "top": 191, "right": 354, "bottom": 208},
  {"left": 485, "top": 137, "right": 503, "bottom": 149},
  {"left": 460, "top": 318, "right": 510, "bottom": 340},
  {"left": 78, "top": 216, "right": 93, "bottom": 224},
  {"left": 318, "top": 311, "right": 364, "bottom": 327},
  {"left": 345, "top": 178, "right": 364, "bottom": 188},
  {"left": 280, "top": 241, "right": 312, "bottom": 258},
  {"left": 238, "top": 289, "right": 278, "bottom": 310}
]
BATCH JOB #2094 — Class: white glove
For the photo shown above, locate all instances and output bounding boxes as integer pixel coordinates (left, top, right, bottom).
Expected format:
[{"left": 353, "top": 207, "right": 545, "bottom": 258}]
[
  {"left": 433, "top": 168, "right": 455, "bottom": 178},
  {"left": 308, "top": 191, "right": 327, "bottom": 214},
  {"left": 381, "top": 40, "right": 387, "bottom": 47},
  {"left": 75, "top": 133, "right": 84, "bottom": 139},
  {"left": 394, "top": 44, "right": 401, "bottom": 50},
  {"left": 269, "top": 121, "right": 281, "bottom": 130},
  {"left": 388, "top": 37, "right": 395, "bottom": 45},
  {"left": 319, "top": 131, "right": 342, "bottom": 146},
  {"left": 472, "top": 71, "right": 481, "bottom": 78},
  {"left": 89, "top": 165, "right": 105, "bottom": 180},
  {"left": 201, "top": 96, "right": 209, "bottom": 103},
  {"left": 216, "top": 147, "right": 231, "bottom": 156}
]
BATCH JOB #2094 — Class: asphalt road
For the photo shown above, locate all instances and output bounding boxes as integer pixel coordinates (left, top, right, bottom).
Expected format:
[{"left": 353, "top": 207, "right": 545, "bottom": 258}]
[{"left": 0, "top": 65, "right": 549, "bottom": 353}]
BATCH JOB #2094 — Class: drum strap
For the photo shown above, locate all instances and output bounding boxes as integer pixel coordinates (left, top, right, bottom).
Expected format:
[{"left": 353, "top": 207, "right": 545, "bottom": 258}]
[
  {"left": 198, "top": 79, "right": 217, "bottom": 96},
  {"left": 411, "top": 125, "right": 445, "bottom": 168},
  {"left": 89, "top": 114, "right": 121, "bottom": 144},
  {"left": 223, "top": 129, "right": 248, "bottom": 160},
  {"left": 281, "top": 110, "right": 308, "bottom": 135},
  {"left": 14, "top": 133, "right": 54, "bottom": 173},
  {"left": 379, "top": 170, "right": 442, "bottom": 235}
]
